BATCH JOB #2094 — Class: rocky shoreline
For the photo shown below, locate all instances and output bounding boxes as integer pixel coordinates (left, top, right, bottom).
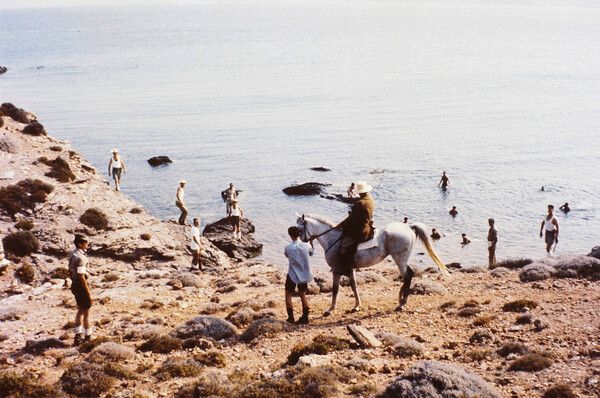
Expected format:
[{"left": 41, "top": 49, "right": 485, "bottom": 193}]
[{"left": 1, "top": 106, "right": 599, "bottom": 397}]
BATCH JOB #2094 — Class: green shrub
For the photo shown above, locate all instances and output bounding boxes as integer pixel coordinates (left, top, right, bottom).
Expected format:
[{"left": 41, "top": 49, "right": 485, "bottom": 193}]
[
  {"left": 79, "top": 336, "right": 120, "bottom": 353},
  {"left": 0, "top": 179, "right": 54, "bottom": 215},
  {"left": 15, "top": 264, "right": 36, "bottom": 283},
  {"left": 138, "top": 335, "right": 182, "bottom": 354},
  {"left": 508, "top": 351, "right": 555, "bottom": 371},
  {"left": 60, "top": 362, "right": 115, "bottom": 397},
  {"left": 288, "top": 334, "right": 351, "bottom": 365},
  {"left": 45, "top": 156, "right": 75, "bottom": 182},
  {"left": 80, "top": 208, "right": 109, "bottom": 230},
  {"left": 492, "top": 258, "right": 533, "bottom": 270},
  {"left": 542, "top": 384, "right": 577, "bottom": 398},
  {"left": 193, "top": 350, "right": 227, "bottom": 368},
  {"left": 22, "top": 121, "right": 47, "bottom": 136},
  {"left": 14, "top": 220, "right": 34, "bottom": 230},
  {"left": 0, "top": 370, "right": 58, "bottom": 398},
  {"left": 51, "top": 267, "right": 70, "bottom": 279},
  {"left": 155, "top": 358, "right": 203, "bottom": 381},
  {"left": 3, "top": 231, "right": 40, "bottom": 257},
  {"left": 502, "top": 299, "right": 538, "bottom": 312}
]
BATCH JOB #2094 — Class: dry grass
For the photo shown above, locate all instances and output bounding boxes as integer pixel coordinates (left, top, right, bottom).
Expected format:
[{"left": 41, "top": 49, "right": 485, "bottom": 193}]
[
  {"left": 542, "top": 384, "right": 577, "bottom": 398},
  {"left": 15, "top": 263, "right": 36, "bottom": 284},
  {"left": 154, "top": 357, "right": 203, "bottom": 381},
  {"left": 288, "top": 334, "right": 352, "bottom": 365},
  {"left": 60, "top": 362, "right": 116, "bottom": 397},
  {"left": 508, "top": 351, "right": 555, "bottom": 372},
  {"left": 193, "top": 350, "right": 227, "bottom": 368},
  {"left": 472, "top": 315, "right": 496, "bottom": 326},
  {"left": 138, "top": 335, "right": 182, "bottom": 354},
  {"left": 0, "top": 370, "right": 58, "bottom": 398},
  {"left": 14, "top": 220, "right": 34, "bottom": 230},
  {"left": 502, "top": 299, "right": 538, "bottom": 312},
  {"left": 491, "top": 258, "right": 533, "bottom": 270}
]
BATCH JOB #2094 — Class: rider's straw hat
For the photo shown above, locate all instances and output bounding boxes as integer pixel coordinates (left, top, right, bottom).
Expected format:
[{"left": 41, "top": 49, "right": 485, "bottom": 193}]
[{"left": 356, "top": 181, "right": 372, "bottom": 194}]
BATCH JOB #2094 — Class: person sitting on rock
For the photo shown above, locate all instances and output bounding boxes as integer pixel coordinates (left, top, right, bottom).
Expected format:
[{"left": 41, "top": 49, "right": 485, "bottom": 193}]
[
  {"left": 230, "top": 199, "right": 244, "bottom": 239},
  {"left": 430, "top": 229, "right": 441, "bottom": 240},
  {"left": 284, "top": 226, "right": 314, "bottom": 324},
  {"left": 449, "top": 206, "right": 458, "bottom": 217},
  {"left": 461, "top": 233, "right": 471, "bottom": 245}
]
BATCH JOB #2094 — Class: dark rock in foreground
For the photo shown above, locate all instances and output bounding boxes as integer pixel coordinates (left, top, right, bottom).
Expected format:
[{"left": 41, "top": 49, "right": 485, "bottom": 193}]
[
  {"left": 147, "top": 156, "right": 173, "bottom": 167},
  {"left": 376, "top": 360, "right": 502, "bottom": 398},
  {"left": 203, "top": 217, "right": 262, "bottom": 262},
  {"left": 282, "top": 182, "right": 330, "bottom": 196},
  {"left": 22, "top": 120, "right": 47, "bottom": 136},
  {"left": 589, "top": 246, "right": 600, "bottom": 260},
  {"left": 310, "top": 167, "right": 331, "bottom": 172},
  {"left": 1, "top": 103, "right": 29, "bottom": 124}
]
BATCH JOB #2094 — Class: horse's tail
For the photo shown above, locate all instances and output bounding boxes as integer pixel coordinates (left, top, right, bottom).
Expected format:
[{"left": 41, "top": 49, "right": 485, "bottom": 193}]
[{"left": 410, "top": 223, "right": 450, "bottom": 276}]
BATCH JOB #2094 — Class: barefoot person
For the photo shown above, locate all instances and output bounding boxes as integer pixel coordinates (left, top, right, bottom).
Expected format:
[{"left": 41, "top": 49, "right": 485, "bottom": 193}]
[
  {"left": 222, "top": 183, "right": 237, "bottom": 217},
  {"left": 190, "top": 218, "right": 203, "bottom": 271},
  {"left": 540, "top": 204, "right": 559, "bottom": 254},
  {"left": 108, "top": 149, "right": 126, "bottom": 191},
  {"left": 230, "top": 199, "right": 244, "bottom": 239},
  {"left": 461, "top": 233, "right": 471, "bottom": 245},
  {"left": 487, "top": 218, "right": 498, "bottom": 268},
  {"left": 559, "top": 202, "right": 570, "bottom": 213},
  {"left": 449, "top": 206, "right": 458, "bottom": 217},
  {"left": 176, "top": 180, "right": 188, "bottom": 225},
  {"left": 438, "top": 171, "right": 450, "bottom": 190},
  {"left": 68, "top": 234, "right": 93, "bottom": 345},
  {"left": 430, "top": 228, "right": 441, "bottom": 240},
  {"left": 284, "top": 226, "right": 314, "bottom": 324}
]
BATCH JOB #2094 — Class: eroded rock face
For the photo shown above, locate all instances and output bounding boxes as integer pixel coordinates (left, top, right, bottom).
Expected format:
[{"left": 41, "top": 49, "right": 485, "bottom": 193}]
[
  {"left": 376, "top": 360, "right": 503, "bottom": 398},
  {"left": 147, "top": 156, "right": 172, "bottom": 167},
  {"left": 282, "top": 182, "right": 330, "bottom": 196},
  {"left": 519, "top": 255, "right": 600, "bottom": 282},
  {"left": 203, "top": 218, "right": 262, "bottom": 262}
]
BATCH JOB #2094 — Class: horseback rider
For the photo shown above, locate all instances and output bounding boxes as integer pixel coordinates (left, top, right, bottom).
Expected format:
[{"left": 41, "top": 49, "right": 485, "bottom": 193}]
[{"left": 335, "top": 181, "right": 375, "bottom": 275}]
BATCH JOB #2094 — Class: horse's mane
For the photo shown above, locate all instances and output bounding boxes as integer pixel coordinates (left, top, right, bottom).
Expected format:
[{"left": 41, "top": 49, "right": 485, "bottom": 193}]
[{"left": 305, "top": 214, "right": 336, "bottom": 228}]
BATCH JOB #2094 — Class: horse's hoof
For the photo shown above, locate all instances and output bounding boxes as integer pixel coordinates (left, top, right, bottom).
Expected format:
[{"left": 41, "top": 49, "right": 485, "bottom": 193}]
[
  {"left": 351, "top": 307, "right": 360, "bottom": 313},
  {"left": 323, "top": 311, "right": 331, "bottom": 317},
  {"left": 395, "top": 304, "right": 404, "bottom": 312}
]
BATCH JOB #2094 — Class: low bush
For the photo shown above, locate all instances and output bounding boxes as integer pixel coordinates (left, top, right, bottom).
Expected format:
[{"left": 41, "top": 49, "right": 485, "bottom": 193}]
[
  {"left": 3, "top": 232, "right": 40, "bottom": 257},
  {"left": 193, "top": 350, "right": 227, "bottom": 368},
  {"left": 0, "top": 370, "right": 59, "bottom": 398},
  {"left": 439, "top": 300, "right": 456, "bottom": 310},
  {"left": 508, "top": 351, "right": 555, "bottom": 371},
  {"left": 15, "top": 264, "right": 36, "bottom": 283},
  {"left": 542, "top": 384, "right": 577, "bottom": 398},
  {"left": 0, "top": 179, "right": 54, "bottom": 216},
  {"left": 516, "top": 313, "right": 533, "bottom": 324},
  {"left": 49, "top": 145, "right": 62, "bottom": 152},
  {"left": 102, "top": 362, "right": 138, "bottom": 380},
  {"left": 240, "top": 318, "right": 290, "bottom": 342},
  {"left": 457, "top": 307, "right": 480, "bottom": 317},
  {"left": 79, "top": 336, "right": 120, "bottom": 353},
  {"left": 130, "top": 207, "right": 143, "bottom": 214},
  {"left": 22, "top": 120, "right": 47, "bottom": 136},
  {"left": 44, "top": 156, "right": 75, "bottom": 182},
  {"left": 155, "top": 357, "right": 203, "bottom": 381},
  {"left": 14, "top": 220, "right": 34, "bottom": 230},
  {"left": 492, "top": 258, "right": 533, "bottom": 270},
  {"left": 91, "top": 342, "right": 135, "bottom": 361},
  {"left": 51, "top": 267, "right": 70, "bottom": 279},
  {"left": 139, "top": 335, "right": 182, "bottom": 354},
  {"left": 102, "top": 273, "right": 120, "bottom": 282},
  {"left": 472, "top": 315, "right": 496, "bottom": 326},
  {"left": 288, "top": 334, "right": 351, "bottom": 365},
  {"left": 60, "top": 362, "right": 115, "bottom": 397},
  {"left": 465, "top": 349, "right": 493, "bottom": 362},
  {"left": 462, "top": 299, "right": 479, "bottom": 308},
  {"left": 502, "top": 299, "right": 538, "bottom": 312},
  {"left": 1, "top": 103, "right": 29, "bottom": 123},
  {"left": 23, "top": 338, "right": 67, "bottom": 355},
  {"left": 80, "top": 208, "right": 109, "bottom": 230},
  {"left": 140, "top": 233, "right": 151, "bottom": 241}
]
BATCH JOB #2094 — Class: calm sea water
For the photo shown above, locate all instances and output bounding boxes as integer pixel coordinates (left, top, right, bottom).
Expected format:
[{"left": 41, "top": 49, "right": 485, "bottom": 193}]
[{"left": 1, "top": 1, "right": 599, "bottom": 269}]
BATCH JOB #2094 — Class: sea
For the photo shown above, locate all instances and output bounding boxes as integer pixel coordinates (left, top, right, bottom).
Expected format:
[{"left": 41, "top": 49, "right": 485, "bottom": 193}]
[{"left": 1, "top": 1, "right": 599, "bottom": 270}]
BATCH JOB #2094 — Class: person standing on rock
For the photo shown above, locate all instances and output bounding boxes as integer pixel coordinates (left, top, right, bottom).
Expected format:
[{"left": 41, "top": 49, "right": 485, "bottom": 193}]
[
  {"left": 487, "top": 218, "right": 498, "bottom": 268},
  {"left": 284, "top": 226, "right": 314, "bottom": 324},
  {"left": 222, "top": 183, "right": 237, "bottom": 217},
  {"left": 230, "top": 199, "right": 244, "bottom": 239},
  {"left": 176, "top": 180, "right": 188, "bottom": 225},
  {"left": 68, "top": 234, "right": 93, "bottom": 345},
  {"left": 540, "top": 204, "right": 559, "bottom": 255},
  {"left": 108, "top": 149, "right": 126, "bottom": 191},
  {"left": 190, "top": 218, "right": 203, "bottom": 271},
  {"left": 347, "top": 182, "right": 357, "bottom": 198}
]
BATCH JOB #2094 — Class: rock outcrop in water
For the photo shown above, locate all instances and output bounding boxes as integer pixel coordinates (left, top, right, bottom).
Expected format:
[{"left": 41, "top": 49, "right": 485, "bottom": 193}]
[
  {"left": 147, "top": 155, "right": 173, "bottom": 167},
  {"left": 202, "top": 217, "right": 262, "bottom": 262},
  {"left": 282, "top": 182, "right": 330, "bottom": 196},
  {"left": 0, "top": 66, "right": 7, "bottom": 75}
]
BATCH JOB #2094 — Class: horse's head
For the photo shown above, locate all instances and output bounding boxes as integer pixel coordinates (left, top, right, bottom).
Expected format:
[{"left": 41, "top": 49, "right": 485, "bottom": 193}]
[{"left": 296, "top": 213, "right": 310, "bottom": 242}]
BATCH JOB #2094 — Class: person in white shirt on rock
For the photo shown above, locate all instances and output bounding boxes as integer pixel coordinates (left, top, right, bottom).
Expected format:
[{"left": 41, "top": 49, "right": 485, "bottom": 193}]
[{"left": 190, "top": 218, "right": 202, "bottom": 271}]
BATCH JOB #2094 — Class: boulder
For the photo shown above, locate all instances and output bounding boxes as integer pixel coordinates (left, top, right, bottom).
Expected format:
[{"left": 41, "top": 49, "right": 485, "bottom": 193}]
[
  {"left": 552, "top": 255, "right": 600, "bottom": 280},
  {"left": 0, "top": 66, "right": 7, "bottom": 74},
  {"left": 1, "top": 103, "right": 29, "bottom": 124},
  {"left": 490, "top": 267, "right": 510, "bottom": 277},
  {"left": 519, "top": 263, "right": 555, "bottom": 282},
  {"left": 203, "top": 217, "right": 263, "bottom": 262},
  {"left": 410, "top": 279, "right": 448, "bottom": 295},
  {"left": 282, "top": 182, "right": 330, "bottom": 196},
  {"left": 170, "top": 316, "right": 238, "bottom": 340},
  {"left": 347, "top": 325, "right": 382, "bottom": 348},
  {"left": 147, "top": 156, "right": 172, "bottom": 167},
  {"left": 589, "top": 246, "right": 600, "bottom": 260},
  {"left": 310, "top": 167, "right": 331, "bottom": 172},
  {"left": 0, "top": 136, "right": 20, "bottom": 154},
  {"left": 376, "top": 360, "right": 503, "bottom": 398},
  {"left": 22, "top": 120, "right": 47, "bottom": 136},
  {"left": 239, "top": 318, "right": 291, "bottom": 342}
]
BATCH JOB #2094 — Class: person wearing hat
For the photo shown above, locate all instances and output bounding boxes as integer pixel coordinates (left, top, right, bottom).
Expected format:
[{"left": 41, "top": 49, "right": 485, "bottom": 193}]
[
  {"left": 335, "top": 181, "right": 375, "bottom": 274},
  {"left": 68, "top": 234, "right": 93, "bottom": 345},
  {"left": 230, "top": 199, "right": 244, "bottom": 239},
  {"left": 108, "top": 149, "right": 126, "bottom": 191},
  {"left": 487, "top": 218, "right": 498, "bottom": 268},
  {"left": 176, "top": 180, "right": 188, "bottom": 225},
  {"left": 221, "top": 183, "right": 237, "bottom": 217},
  {"left": 190, "top": 218, "right": 203, "bottom": 271}
]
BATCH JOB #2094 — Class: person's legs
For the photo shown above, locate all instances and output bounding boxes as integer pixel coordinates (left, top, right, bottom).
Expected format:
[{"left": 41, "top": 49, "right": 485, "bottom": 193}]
[
  {"left": 285, "top": 276, "right": 295, "bottom": 323},
  {"left": 488, "top": 246, "right": 496, "bottom": 268},
  {"left": 191, "top": 250, "right": 199, "bottom": 270},
  {"left": 297, "top": 289, "right": 310, "bottom": 324},
  {"left": 177, "top": 203, "right": 188, "bottom": 225}
]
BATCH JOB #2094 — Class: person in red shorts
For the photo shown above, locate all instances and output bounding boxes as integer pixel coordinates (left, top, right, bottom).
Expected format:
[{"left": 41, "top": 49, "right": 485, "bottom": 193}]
[{"left": 68, "top": 234, "right": 93, "bottom": 345}]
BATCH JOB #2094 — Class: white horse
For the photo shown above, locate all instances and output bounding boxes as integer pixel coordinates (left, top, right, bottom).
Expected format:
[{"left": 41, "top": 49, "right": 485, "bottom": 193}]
[{"left": 297, "top": 214, "right": 448, "bottom": 316}]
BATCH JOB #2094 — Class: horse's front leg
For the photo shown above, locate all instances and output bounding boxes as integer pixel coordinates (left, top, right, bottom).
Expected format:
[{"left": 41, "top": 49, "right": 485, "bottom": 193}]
[
  {"left": 348, "top": 269, "right": 361, "bottom": 313},
  {"left": 396, "top": 266, "right": 414, "bottom": 311},
  {"left": 324, "top": 273, "right": 341, "bottom": 317}
]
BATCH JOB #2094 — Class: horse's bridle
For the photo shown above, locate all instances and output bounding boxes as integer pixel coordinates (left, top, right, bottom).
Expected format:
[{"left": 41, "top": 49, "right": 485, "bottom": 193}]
[{"left": 300, "top": 217, "right": 343, "bottom": 254}]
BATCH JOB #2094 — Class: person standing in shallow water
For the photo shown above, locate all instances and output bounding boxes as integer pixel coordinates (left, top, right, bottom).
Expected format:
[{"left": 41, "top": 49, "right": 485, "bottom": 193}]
[
  {"left": 176, "top": 180, "right": 188, "bottom": 225},
  {"left": 487, "top": 218, "right": 498, "bottom": 268},
  {"left": 108, "top": 149, "right": 126, "bottom": 191},
  {"left": 69, "top": 234, "right": 93, "bottom": 345},
  {"left": 284, "top": 226, "right": 313, "bottom": 324},
  {"left": 540, "top": 204, "right": 559, "bottom": 255},
  {"left": 438, "top": 171, "right": 450, "bottom": 190}
]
